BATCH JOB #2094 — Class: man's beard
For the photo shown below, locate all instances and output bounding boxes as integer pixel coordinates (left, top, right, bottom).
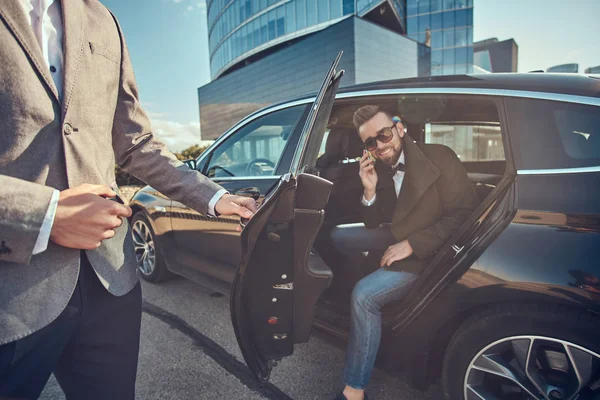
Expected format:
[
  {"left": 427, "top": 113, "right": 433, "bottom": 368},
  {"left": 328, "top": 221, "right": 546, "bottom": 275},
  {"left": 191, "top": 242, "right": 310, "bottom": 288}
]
[{"left": 377, "top": 145, "right": 401, "bottom": 166}]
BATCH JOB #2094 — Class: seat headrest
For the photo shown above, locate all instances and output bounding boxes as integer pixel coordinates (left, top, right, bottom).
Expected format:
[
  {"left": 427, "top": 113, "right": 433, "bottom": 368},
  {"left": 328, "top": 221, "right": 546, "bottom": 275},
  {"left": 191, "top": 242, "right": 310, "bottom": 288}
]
[{"left": 316, "top": 127, "right": 363, "bottom": 167}]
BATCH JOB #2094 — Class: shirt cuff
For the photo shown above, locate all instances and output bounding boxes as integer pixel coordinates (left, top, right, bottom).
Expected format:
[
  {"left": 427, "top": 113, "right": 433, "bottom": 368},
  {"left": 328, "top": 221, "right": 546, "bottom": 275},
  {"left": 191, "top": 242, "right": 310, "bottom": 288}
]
[
  {"left": 32, "top": 189, "right": 60, "bottom": 255},
  {"left": 361, "top": 193, "right": 377, "bottom": 207},
  {"left": 208, "top": 189, "right": 228, "bottom": 217}
]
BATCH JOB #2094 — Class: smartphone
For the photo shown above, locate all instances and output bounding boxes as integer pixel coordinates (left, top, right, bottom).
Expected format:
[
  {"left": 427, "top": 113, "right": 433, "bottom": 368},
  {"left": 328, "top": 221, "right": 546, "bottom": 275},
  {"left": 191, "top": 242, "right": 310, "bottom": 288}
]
[{"left": 367, "top": 150, "right": 376, "bottom": 164}]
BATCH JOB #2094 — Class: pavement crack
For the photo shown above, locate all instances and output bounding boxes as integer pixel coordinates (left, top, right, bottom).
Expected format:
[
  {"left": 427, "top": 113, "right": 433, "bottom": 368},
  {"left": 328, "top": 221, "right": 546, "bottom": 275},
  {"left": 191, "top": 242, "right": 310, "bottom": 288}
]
[{"left": 142, "top": 301, "right": 294, "bottom": 400}]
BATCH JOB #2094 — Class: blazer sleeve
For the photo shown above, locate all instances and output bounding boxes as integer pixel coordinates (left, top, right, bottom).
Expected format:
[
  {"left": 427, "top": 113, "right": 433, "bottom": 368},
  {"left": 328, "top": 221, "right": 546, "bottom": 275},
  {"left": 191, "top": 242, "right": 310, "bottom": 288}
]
[
  {"left": 407, "top": 147, "right": 479, "bottom": 260},
  {"left": 362, "top": 196, "right": 387, "bottom": 229},
  {"left": 0, "top": 175, "right": 55, "bottom": 264},
  {"left": 108, "top": 13, "right": 224, "bottom": 216}
]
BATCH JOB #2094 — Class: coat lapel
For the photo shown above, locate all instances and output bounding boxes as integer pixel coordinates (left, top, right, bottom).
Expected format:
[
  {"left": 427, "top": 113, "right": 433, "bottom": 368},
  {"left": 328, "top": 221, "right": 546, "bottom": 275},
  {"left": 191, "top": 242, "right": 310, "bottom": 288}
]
[
  {"left": 0, "top": 0, "right": 60, "bottom": 102},
  {"left": 391, "top": 136, "right": 441, "bottom": 225},
  {"left": 60, "top": 0, "right": 84, "bottom": 118}
]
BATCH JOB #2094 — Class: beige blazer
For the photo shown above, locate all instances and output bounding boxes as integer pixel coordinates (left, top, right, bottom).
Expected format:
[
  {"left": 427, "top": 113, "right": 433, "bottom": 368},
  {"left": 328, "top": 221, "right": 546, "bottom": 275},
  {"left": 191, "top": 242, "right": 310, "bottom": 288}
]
[{"left": 0, "top": 0, "right": 223, "bottom": 345}]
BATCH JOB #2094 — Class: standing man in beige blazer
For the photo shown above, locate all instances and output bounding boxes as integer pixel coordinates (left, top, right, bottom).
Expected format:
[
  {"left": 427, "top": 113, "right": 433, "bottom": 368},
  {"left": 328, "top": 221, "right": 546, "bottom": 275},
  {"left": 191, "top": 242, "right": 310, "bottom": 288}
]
[{"left": 0, "top": 1, "right": 256, "bottom": 398}]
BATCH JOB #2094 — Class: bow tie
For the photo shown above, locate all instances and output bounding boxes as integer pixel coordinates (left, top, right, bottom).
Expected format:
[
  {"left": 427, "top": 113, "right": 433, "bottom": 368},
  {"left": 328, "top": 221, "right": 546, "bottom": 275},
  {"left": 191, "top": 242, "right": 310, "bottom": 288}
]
[{"left": 389, "top": 162, "right": 405, "bottom": 175}]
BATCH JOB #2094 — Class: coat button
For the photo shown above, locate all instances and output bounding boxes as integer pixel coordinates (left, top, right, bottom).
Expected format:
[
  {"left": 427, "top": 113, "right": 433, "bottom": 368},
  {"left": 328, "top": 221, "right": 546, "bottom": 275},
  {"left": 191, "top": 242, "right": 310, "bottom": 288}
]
[{"left": 63, "top": 123, "right": 73, "bottom": 135}]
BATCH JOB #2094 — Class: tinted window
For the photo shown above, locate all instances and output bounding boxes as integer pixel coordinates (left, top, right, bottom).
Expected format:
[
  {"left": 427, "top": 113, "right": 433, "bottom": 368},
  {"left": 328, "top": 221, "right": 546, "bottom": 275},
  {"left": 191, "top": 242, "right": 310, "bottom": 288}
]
[
  {"left": 425, "top": 123, "right": 504, "bottom": 161},
  {"left": 206, "top": 105, "right": 305, "bottom": 178},
  {"left": 506, "top": 98, "right": 600, "bottom": 170}
]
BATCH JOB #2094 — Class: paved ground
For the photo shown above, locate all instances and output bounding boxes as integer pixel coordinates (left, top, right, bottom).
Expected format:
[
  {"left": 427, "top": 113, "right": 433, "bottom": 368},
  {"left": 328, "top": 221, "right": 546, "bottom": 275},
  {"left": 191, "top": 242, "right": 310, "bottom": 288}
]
[{"left": 40, "top": 276, "right": 441, "bottom": 399}]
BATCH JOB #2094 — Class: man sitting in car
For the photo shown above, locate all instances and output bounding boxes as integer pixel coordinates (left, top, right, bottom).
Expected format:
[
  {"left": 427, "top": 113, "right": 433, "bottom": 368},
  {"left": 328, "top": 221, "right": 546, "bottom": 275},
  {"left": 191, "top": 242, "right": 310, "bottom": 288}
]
[{"left": 330, "top": 105, "right": 479, "bottom": 400}]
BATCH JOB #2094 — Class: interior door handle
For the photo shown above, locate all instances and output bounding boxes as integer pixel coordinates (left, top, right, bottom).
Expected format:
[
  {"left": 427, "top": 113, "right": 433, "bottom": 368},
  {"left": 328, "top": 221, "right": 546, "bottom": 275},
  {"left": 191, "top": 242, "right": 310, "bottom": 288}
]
[{"left": 235, "top": 187, "right": 261, "bottom": 201}]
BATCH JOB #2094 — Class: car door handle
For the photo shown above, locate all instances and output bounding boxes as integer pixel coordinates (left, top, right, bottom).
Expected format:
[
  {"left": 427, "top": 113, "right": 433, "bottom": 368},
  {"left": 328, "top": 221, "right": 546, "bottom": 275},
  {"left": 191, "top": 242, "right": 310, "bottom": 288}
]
[{"left": 235, "top": 187, "right": 261, "bottom": 201}]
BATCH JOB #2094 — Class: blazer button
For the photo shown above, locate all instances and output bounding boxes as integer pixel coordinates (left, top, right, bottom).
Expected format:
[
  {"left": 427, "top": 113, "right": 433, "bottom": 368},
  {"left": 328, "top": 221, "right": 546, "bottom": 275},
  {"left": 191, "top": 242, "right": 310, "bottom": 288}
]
[{"left": 63, "top": 123, "right": 73, "bottom": 135}]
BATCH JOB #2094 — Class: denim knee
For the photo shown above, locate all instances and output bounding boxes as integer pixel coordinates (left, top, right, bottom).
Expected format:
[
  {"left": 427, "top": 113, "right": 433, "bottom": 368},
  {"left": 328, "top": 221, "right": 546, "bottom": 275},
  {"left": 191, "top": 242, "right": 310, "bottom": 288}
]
[{"left": 351, "top": 281, "right": 378, "bottom": 315}]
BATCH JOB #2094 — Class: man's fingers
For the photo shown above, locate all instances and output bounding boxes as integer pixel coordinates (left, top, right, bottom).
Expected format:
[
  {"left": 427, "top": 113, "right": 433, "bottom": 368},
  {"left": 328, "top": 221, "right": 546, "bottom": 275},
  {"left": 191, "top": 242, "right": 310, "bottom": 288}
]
[
  {"left": 87, "top": 184, "right": 117, "bottom": 198},
  {"left": 108, "top": 203, "right": 132, "bottom": 218},
  {"left": 101, "top": 229, "right": 116, "bottom": 240}
]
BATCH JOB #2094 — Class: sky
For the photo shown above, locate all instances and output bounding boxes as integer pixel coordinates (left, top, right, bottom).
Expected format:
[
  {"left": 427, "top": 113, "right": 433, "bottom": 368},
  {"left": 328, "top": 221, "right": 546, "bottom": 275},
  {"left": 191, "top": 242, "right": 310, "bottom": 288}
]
[{"left": 100, "top": 0, "right": 600, "bottom": 151}]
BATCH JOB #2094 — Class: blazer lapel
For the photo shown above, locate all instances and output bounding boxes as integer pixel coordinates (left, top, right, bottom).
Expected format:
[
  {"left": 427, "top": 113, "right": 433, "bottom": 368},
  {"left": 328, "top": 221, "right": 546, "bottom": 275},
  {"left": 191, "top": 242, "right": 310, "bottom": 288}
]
[
  {"left": 0, "top": 0, "right": 60, "bottom": 102},
  {"left": 60, "top": 0, "right": 84, "bottom": 118},
  {"left": 391, "top": 136, "right": 441, "bottom": 225}
]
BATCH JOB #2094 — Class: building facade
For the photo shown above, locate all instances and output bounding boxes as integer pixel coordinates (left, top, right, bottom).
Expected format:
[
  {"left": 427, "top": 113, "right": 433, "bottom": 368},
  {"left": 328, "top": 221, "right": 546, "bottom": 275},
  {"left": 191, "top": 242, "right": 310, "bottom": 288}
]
[
  {"left": 405, "top": 0, "right": 474, "bottom": 75},
  {"left": 547, "top": 63, "right": 579, "bottom": 73},
  {"left": 200, "top": 1, "right": 433, "bottom": 140},
  {"left": 199, "top": 16, "right": 430, "bottom": 139},
  {"left": 208, "top": 0, "right": 408, "bottom": 79},
  {"left": 473, "top": 38, "right": 518, "bottom": 73}
]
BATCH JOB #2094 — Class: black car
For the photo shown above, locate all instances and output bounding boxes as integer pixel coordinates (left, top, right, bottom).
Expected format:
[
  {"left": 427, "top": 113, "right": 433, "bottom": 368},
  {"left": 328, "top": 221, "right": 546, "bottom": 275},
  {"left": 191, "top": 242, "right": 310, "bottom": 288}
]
[{"left": 130, "top": 55, "right": 600, "bottom": 400}]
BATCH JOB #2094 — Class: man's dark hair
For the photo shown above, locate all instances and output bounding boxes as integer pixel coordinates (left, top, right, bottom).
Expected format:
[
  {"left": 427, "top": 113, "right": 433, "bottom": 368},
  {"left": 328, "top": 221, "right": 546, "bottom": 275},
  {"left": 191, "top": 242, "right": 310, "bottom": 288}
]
[{"left": 353, "top": 105, "right": 392, "bottom": 129}]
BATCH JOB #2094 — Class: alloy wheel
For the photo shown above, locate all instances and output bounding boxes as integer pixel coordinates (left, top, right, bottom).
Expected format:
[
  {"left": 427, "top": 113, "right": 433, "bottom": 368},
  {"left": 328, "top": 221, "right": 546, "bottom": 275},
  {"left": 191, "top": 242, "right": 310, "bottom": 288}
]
[
  {"left": 132, "top": 219, "right": 156, "bottom": 276},
  {"left": 464, "top": 335, "right": 600, "bottom": 400}
]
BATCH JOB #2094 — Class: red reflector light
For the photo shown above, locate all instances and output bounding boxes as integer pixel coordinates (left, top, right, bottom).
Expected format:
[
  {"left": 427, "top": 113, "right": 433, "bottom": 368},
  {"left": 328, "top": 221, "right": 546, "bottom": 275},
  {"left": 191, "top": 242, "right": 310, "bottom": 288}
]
[{"left": 267, "top": 317, "right": 278, "bottom": 325}]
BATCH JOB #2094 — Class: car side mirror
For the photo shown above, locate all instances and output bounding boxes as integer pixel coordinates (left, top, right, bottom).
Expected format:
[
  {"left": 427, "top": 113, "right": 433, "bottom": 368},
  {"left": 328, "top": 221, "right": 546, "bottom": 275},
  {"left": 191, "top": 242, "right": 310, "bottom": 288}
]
[{"left": 183, "top": 159, "right": 197, "bottom": 170}]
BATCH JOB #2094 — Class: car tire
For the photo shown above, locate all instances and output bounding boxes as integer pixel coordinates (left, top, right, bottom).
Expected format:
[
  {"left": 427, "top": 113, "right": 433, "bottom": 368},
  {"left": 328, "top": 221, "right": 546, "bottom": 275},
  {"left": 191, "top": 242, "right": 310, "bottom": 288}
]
[
  {"left": 442, "top": 303, "right": 600, "bottom": 400},
  {"left": 131, "top": 212, "right": 171, "bottom": 282}
]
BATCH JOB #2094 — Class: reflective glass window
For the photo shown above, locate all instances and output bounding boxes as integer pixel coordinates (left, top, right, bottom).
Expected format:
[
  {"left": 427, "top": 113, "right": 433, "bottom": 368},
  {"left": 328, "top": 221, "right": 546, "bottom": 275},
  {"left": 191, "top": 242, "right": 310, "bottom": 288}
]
[
  {"left": 443, "top": 28, "right": 455, "bottom": 47},
  {"left": 418, "top": 14, "right": 430, "bottom": 32},
  {"left": 455, "top": 27, "right": 467, "bottom": 46},
  {"left": 443, "top": 48, "right": 454, "bottom": 64},
  {"left": 442, "top": 64, "right": 454, "bottom": 75},
  {"left": 407, "top": 0, "right": 417, "bottom": 15},
  {"left": 443, "top": 0, "right": 454, "bottom": 9},
  {"left": 342, "top": 0, "right": 355, "bottom": 15},
  {"left": 260, "top": 0, "right": 268, "bottom": 9},
  {"left": 206, "top": 106, "right": 305, "bottom": 178},
  {"left": 286, "top": 2, "right": 296, "bottom": 33},
  {"left": 418, "top": 0, "right": 430, "bottom": 14},
  {"left": 431, "top": 12, "right": 442, "bottom": 30},
  {"left": 408, "top": 33, "right": 418, "bottom": 41},
  {"left": 467, "top": 8, "right": 473, "bottom": 25},
  {"left": 431, "top": 48, "right": 443, "bottom": 66},
  {"left": 268, "top": 10, "right": 276, "bottom": 40},
  {"left": 431, "top": 30, "right": 442, "bottom": 48},
  {"left": 318, "top": 0, "right": 329, "bottom": 23},
  {"left": 455, "top": 46, "right": 467, "bottom": 64},
  {"left": 467, "top": 45, "right": 473, "bottom": 63},
  {"left": 467, "top": 27, "right": 473, "bottom": 44},
  {"left": 431, "top": 67, "right": 443, "bottom": 76},
  {"left": 455, "top": 8, "right": 467, "bottom": 26},
  {"left": 455, "top": 0, "right": 467, "bottom": 7},
  {"left": 455, "top": 64, "right": 467, "bottom": 74},
  {"left": 330, "top": 0, "right": 342, "bottom": 19},
  {"left": 307, "top": 0, "right": 317, "bottom": 26},
  {"left": 296, "top": 0, "right": 307, "bottom": 29},
  {"left": 430, "top": 0, "right": 442, "bottom": 12},
  {"left": 260, "top": 14, "right": 268, "bottom": 43},
  {"left": 244, "top": 0, "right": 251, "bottom": 21},
  {"left": 443, "top": 10, "right": 455, "bottom": 28},
  {"left": 407, "top": 16, "right": 418, "bottom": 33},
  {"left": 276, "top": 6, "right": 285, "bottom": 37}
]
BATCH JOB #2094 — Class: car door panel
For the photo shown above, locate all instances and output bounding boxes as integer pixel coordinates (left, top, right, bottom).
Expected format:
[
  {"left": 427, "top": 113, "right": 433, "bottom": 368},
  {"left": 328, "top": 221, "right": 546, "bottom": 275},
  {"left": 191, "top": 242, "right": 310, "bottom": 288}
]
[{"left": 231, "top": 51, "right": 344, "bottom": 382}]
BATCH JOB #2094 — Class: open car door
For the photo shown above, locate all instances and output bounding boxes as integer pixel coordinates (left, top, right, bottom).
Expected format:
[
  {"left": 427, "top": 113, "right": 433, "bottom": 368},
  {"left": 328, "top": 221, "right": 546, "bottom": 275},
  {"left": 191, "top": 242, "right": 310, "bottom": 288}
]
[{"left": 230, "top": 52, "right": 344, "bottom": 382}]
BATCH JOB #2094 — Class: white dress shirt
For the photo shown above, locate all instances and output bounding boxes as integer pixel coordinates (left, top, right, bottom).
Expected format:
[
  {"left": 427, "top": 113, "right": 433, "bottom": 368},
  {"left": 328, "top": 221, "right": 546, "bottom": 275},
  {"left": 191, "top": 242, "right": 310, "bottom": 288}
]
[
  {"left": 22, "top": 0, "right": 225, "bottom": 254},
  {"left": 362, "top": 151, "right": 405, "bottom": 206}
]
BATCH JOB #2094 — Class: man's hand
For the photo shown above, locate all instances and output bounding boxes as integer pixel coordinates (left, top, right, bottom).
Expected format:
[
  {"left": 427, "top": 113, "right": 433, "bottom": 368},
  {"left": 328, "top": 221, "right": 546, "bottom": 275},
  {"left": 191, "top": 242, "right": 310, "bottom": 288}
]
[
  {"left": 359, "top": 150, "right": 378, "bottom": 201},
  {"left": 215, "top": 194, "right": 257, "bottom": 231},
  {"left": 50, "top": 184, "right": 132, "bottom": 250},
  {"left": 380, "top": 240, "right": 414, "bottom": 268}
]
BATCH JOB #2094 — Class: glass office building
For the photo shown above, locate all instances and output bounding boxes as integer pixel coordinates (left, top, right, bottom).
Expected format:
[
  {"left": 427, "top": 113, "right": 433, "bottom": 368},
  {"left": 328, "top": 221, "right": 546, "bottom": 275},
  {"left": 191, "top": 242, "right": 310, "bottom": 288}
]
[
  {"left": 208, "top": 0, "right": 407, "bottom": 78},
  {"left": 406, "top": 0, "right": 474, "bottom": 75}
]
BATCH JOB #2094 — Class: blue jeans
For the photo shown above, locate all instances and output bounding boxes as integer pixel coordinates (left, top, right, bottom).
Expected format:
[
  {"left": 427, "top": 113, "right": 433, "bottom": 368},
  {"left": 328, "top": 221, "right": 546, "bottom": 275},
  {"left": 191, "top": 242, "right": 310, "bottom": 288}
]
[{"left": 331, "top": 224, "right": 418, "bottom": 389}]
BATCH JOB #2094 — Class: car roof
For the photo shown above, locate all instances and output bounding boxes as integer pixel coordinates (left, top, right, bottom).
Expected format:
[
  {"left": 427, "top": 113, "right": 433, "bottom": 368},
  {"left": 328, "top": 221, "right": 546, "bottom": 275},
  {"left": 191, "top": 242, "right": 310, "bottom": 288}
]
[{"left": 281, "top": 73, "right": 600, "bottom": 105}]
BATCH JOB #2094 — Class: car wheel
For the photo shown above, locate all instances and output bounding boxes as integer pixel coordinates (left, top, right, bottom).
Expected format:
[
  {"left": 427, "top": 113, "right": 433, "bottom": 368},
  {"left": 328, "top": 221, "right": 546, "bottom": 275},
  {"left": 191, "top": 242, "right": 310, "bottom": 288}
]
[
  {"left": 442, "top": 304, "right": 600, "bottom": 400},
  {"left": 131, "top": 212, "right": 170, "bottom": 282}
]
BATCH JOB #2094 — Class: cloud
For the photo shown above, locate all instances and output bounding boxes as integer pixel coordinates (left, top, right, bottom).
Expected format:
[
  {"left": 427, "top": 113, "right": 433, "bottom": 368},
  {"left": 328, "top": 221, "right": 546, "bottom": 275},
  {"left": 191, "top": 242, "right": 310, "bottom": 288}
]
[
  {"left": 171, "top": 0, "right": 185, "bottom": 3},
  {"left": 197, "top": 2, "right": 206, "bottom": 9},
  {"left": 149, "top": 118, "right": 210, "bottom": 152},
  {"left": 187, "top": 5, "right": 194, "bottom": 11}
]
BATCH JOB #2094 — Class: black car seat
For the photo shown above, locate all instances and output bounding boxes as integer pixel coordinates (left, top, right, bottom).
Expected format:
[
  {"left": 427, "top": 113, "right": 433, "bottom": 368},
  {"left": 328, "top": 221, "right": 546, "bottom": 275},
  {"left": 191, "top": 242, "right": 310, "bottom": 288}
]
[{"left": 315, "top": 127, "right": 364, "bottom": 223}]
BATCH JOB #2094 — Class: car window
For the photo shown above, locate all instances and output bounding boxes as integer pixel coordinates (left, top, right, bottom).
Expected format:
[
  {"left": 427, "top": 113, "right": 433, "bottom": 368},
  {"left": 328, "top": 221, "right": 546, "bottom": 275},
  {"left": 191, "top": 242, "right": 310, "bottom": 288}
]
[
  {"left": 506, "top": 98, "right": 600, "bottom": 170},
  {"left": 206, "top": 105, "right": 305, "bottom": 178},
  {"left": 425, "top": 123, "right": 504, "bottom": 161}
]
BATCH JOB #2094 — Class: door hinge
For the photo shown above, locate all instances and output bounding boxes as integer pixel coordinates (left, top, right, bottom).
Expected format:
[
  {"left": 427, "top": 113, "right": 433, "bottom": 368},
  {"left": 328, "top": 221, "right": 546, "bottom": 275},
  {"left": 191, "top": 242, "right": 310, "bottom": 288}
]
[{"left": 273, "top": 282, "right": 293, "bottom": 290}]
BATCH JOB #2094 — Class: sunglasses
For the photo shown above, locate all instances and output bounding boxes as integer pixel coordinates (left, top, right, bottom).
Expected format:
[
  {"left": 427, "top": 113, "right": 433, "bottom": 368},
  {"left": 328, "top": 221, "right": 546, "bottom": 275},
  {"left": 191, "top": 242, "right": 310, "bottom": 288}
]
[{"left": 363, "top": 124, "right": 396, "bottom": 152}]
